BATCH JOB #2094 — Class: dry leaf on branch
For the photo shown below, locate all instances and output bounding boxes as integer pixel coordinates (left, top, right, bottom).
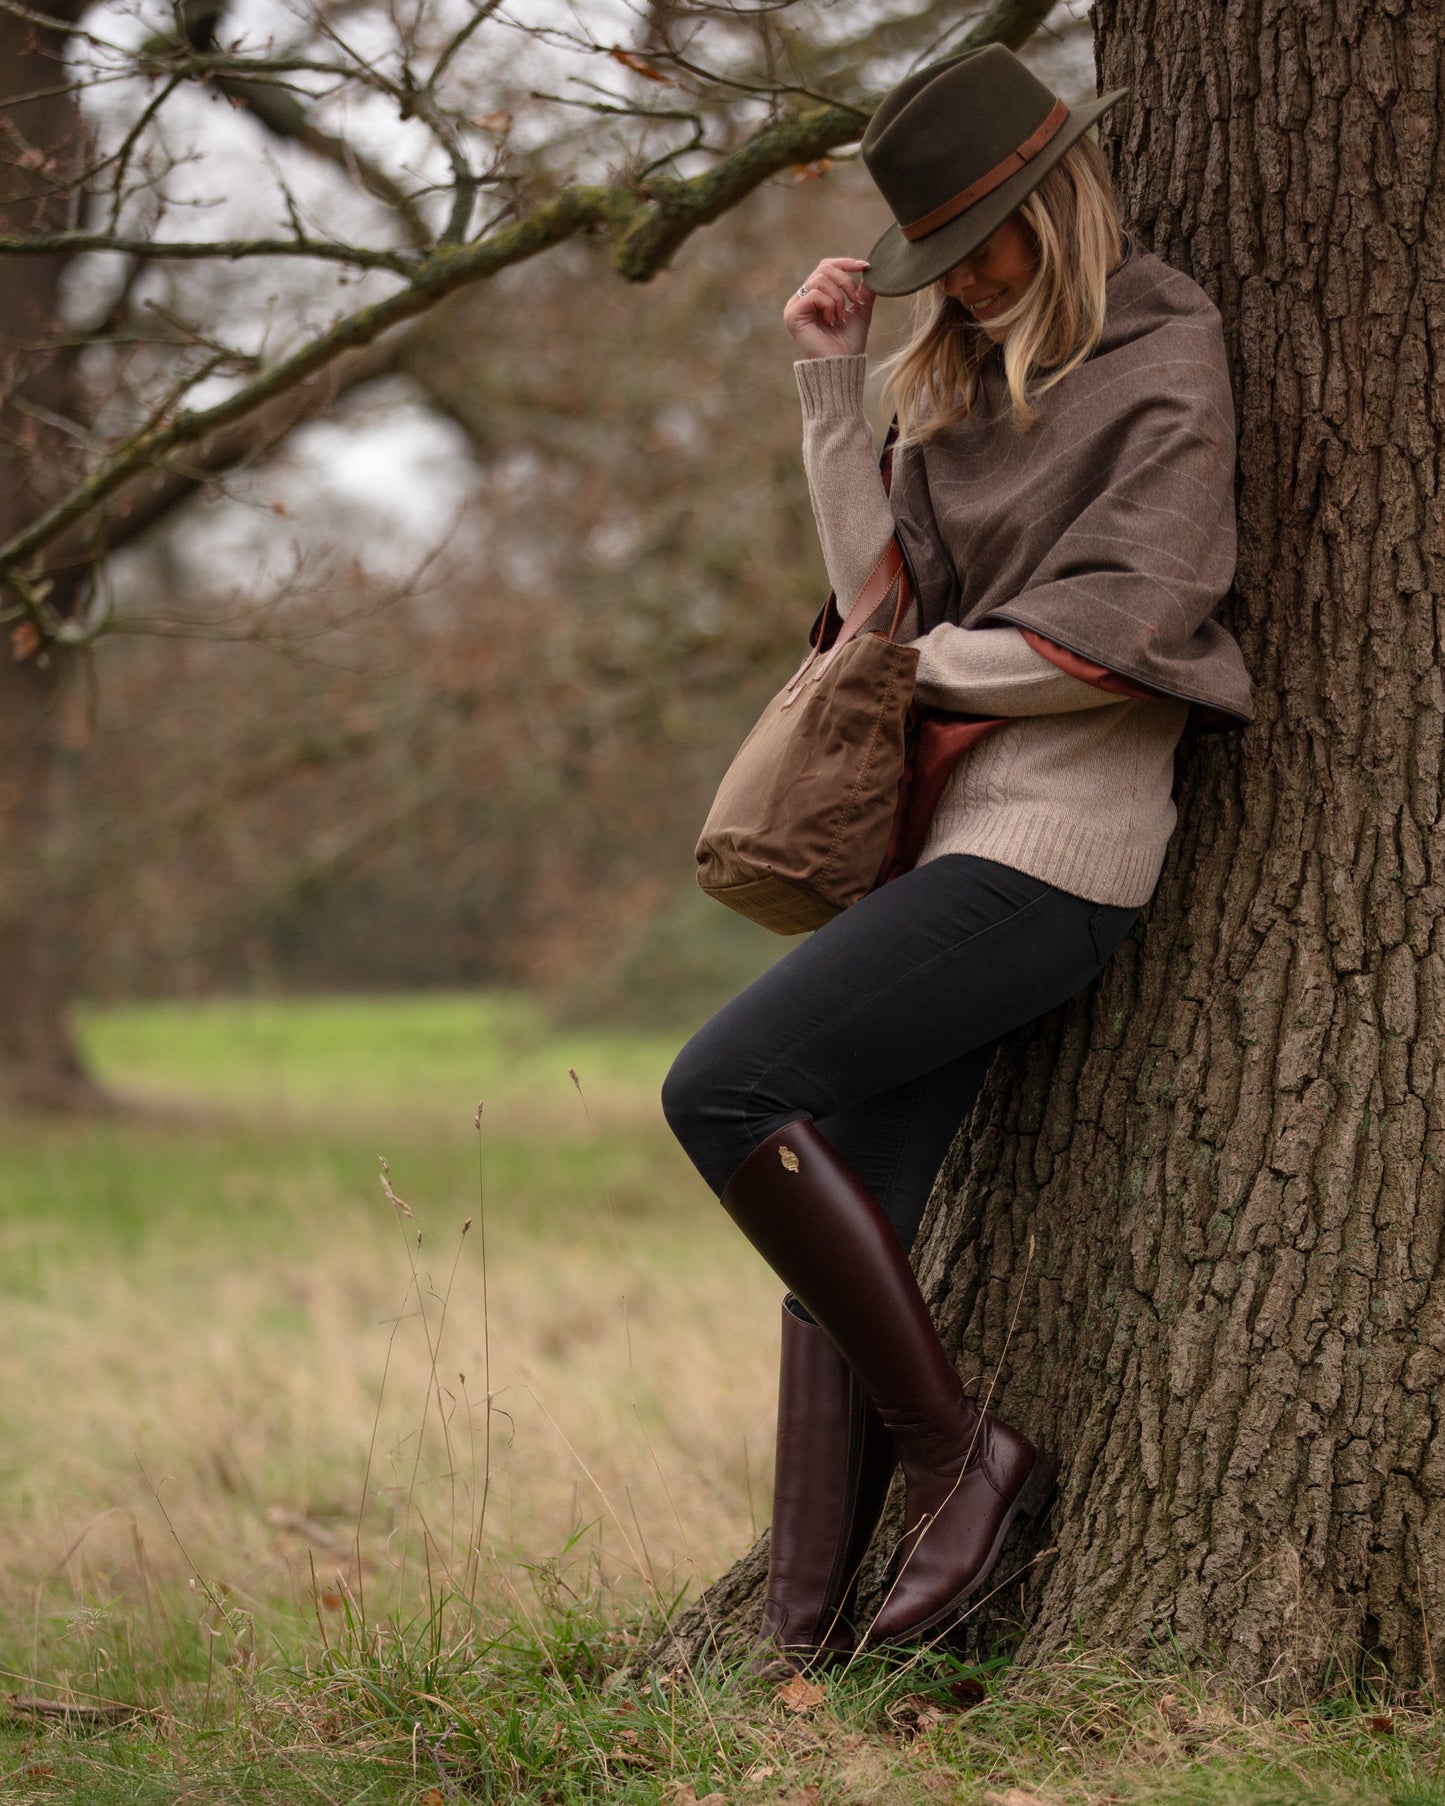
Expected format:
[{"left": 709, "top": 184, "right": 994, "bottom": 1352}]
[
  {"left": 610, "top": 48, "right": 673, "bottom": 82},
  {"left": 10, "top": 621, "right": 40, "bottom": 662}
]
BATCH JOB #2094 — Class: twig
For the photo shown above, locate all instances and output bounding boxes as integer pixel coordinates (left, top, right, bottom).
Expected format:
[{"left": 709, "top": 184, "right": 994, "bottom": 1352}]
[{"left": 3, "top": 1693, "right": 145, "bottom": 1723}]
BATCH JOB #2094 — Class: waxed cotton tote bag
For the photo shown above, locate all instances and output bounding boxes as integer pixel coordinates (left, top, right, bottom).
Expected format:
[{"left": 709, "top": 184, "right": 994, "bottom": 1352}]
[{"left": 694, "top": 540, "right": 918, "bottom": 934}]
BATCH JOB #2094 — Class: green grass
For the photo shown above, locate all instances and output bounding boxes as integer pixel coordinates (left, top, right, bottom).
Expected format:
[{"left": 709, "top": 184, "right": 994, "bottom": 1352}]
[
  {"left": 1, "top": 992, "right": 1442, "bottom": 1803},
  {"left": 0, "top": 992, "right": 781, "bottom": 1792},
  {"left": 77, "top": 989, "right": 680, "bottom": 1127}
]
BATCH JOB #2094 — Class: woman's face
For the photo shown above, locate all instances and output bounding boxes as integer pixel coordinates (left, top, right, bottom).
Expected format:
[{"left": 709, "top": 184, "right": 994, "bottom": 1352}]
[{"left": 939, "top": 213, "right": 1039, "bottom": 339}]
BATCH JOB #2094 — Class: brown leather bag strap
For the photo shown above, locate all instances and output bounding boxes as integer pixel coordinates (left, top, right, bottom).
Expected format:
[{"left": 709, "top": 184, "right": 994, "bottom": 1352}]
[
  {"left": 839, "top": 537, "right": 909, "bottom": 642},
  {"left": 785, "top": 539, "right": 911, "bottom": 704}
]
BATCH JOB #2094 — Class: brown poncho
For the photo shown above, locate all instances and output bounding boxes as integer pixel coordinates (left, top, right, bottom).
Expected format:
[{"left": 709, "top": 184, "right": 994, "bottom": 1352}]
[{"left": 887, "top": 248, "right": 1254, "bottom": 726}]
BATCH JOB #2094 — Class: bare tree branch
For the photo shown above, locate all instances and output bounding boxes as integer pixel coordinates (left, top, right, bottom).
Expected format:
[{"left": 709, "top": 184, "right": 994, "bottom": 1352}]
[
  {"left": 137, "top": 5, "right": 436, "bottom": 249},
  {"left": 37, "top": 327, "right": 416, "bottom": 589},
  {"left": 1, "top": 0, "right": 1080, "bottom": 639},
  {"left": 0, "top": 94, "right": 866, "bottom": 604},
  {"left": 962, "top": 0, "right": 1071, "bottom": 51},
  {"left": 0, "top": 229, "right": 418, "bottom": 269},
  {"left": 426, "top": 0, "right": 509, "bottom": 96}
]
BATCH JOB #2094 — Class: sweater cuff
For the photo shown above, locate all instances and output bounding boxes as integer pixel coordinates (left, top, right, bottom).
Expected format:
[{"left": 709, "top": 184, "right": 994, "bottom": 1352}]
[{"left": 794, "top": 355, "right": 868, "bottom": 420}]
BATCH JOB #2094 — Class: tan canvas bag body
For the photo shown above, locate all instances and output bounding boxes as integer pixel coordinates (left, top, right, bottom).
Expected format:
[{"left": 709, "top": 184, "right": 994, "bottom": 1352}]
[{"left": 695, "top": 542, "right": 917, "bottom": 934}]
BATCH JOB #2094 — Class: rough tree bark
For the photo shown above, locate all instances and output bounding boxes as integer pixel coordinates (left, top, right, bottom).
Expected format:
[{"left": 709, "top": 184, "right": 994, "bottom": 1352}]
[
  {"left": 656, "top": 0, "right": 1445, "bottom": 1695},
  {"left": 0, "top": 0, "right": 111, "bottom": 1111}
]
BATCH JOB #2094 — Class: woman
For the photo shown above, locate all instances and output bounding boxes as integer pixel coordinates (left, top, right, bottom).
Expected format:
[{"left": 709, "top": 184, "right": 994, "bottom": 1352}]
[{"left": 662, "top": 45, "right": 1253, "bottom": 1665}]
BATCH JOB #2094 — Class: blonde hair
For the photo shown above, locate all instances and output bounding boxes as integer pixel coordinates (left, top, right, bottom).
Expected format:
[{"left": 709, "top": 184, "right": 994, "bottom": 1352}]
[{"left": 879, "top": 134, "right": 1125, "bottom": 439}]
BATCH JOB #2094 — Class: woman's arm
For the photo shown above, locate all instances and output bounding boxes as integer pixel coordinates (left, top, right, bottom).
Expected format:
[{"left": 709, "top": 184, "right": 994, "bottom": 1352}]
[
  {"left": 784, "top": 257, "right": 898, "bottom": 620},
  {"left": 913, "top": 621, "right": 1128, "bottom": 715},
  {"left": 795, "top": 354, "right": 899, "bottom": 615}
]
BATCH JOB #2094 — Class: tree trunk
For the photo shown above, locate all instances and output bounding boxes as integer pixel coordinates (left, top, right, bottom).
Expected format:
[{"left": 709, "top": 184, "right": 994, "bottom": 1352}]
[
  {"left": 655, "top": 0, "right": 1445, "bottom": 1695},
  {"left": 0, "top": 0, "right": 113, "bottom": 1112}
]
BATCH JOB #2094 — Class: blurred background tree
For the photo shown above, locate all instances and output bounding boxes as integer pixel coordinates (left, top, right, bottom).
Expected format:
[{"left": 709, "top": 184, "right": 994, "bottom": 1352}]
[{"left": 0, "top": 0, "right": 1088, "bottom": 1106}]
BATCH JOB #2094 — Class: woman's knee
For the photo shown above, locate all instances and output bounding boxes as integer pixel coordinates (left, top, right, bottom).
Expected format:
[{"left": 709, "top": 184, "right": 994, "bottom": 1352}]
[{"left": 660, "top": 1030, "right": 725, "bottom": 1153}]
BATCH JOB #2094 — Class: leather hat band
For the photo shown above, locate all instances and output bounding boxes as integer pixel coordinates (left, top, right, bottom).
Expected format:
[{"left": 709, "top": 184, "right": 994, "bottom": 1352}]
[{"left": 899, "top": 96, "right": 1070, "bottom": 242}]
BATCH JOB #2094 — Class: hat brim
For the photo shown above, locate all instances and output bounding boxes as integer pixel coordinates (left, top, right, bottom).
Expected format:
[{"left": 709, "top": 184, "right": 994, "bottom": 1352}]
[{"left": 862, "top": 87, "right": 1129, "bottom": 297}]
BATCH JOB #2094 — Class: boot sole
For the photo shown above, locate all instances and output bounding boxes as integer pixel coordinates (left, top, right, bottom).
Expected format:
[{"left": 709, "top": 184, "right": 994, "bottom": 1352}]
[{"left": 865, "top": 1447, "right": 1059, "bottom": 1646}]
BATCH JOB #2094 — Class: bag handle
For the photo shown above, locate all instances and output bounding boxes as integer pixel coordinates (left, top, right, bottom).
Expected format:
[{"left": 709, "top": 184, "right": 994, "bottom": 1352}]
[{"left": 785, "top": 532, "right": 913, "bottom": 705}]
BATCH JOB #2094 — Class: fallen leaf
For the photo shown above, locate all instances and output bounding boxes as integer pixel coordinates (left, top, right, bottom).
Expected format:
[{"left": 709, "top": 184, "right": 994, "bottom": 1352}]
[
  {"left": 888, "top": 1691, "right": 948, "bottom": 1736},
  {"left": 776, "top": 1672, "right": 826, "bottom": 1712},
  {"left": 10, "top": 621, "right": 40, "bottom": 662},
  {"left": 608, "top": 1742, "right": 649, "bottom": 1765},
  {"left": 792, "top": 158, "right": 833, "bottom": 182},
  {"left": 1370, "top": 1713, "right": 1396, "bottom": 1734},
  {"left": 418, "top": 1792, "right": 446, "bottom": 1806},
  {"left": 948, "top": 1675, "right": 988, "bottom": 1707},
  {"left": 983, "top": 1790, "right": 1046, "bottom": 1805}
]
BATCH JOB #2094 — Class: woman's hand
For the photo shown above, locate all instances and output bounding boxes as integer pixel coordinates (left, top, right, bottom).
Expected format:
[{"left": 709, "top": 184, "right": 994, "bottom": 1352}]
[{"left": 784, "top": 257, "right": 874, "bottom": 360}]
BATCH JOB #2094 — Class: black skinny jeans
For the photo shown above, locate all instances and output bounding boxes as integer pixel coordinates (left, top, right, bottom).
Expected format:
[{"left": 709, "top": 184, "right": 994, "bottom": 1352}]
[{"left": 662, "top": 854, "right": 1138, "bottom": 1256}]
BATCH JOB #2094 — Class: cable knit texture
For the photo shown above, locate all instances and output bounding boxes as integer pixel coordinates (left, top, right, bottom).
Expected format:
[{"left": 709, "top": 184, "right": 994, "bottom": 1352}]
[{"left": 794, "top": 361, "right": 1195, "bottom": 906}]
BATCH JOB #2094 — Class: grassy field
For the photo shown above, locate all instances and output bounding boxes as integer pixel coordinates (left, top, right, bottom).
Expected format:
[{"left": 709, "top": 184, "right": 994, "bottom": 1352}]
[{"left": 0, "top": 993, "right": 1440, "bottom": 1804}]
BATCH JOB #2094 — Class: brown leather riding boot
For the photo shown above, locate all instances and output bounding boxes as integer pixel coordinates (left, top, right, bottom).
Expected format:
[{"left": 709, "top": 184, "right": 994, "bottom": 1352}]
[
  {"left": 719, "top": 1119, "right": 1055, "bottom": 1646},
  {"left": 751, "top": 1294, "right": 897, "bottom": 1673}
]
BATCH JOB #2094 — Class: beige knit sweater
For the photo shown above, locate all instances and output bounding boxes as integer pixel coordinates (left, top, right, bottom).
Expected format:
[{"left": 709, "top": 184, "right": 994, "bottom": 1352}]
[{"left": 795, "top": 352, "right": 1190, "bottom": 907}]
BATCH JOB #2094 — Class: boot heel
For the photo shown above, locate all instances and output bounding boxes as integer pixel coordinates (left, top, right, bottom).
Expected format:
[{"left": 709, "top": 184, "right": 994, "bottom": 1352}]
[{"left": 1016, "top": 1450, "right": 1057, "bottom": 1520}]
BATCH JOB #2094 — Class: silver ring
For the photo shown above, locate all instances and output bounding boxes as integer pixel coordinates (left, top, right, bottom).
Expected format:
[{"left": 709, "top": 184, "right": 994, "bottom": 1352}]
[{"left": 796, "top": 284, "right": 809, "bottom": 297}]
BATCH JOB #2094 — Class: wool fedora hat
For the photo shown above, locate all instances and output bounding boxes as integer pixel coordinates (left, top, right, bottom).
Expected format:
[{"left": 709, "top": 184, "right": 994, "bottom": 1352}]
[{"left": 860, "top": 45, "right": 1128, "bottom": 296}]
